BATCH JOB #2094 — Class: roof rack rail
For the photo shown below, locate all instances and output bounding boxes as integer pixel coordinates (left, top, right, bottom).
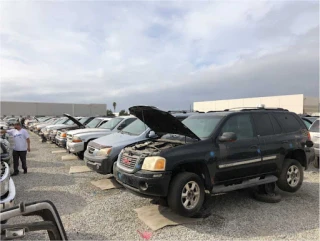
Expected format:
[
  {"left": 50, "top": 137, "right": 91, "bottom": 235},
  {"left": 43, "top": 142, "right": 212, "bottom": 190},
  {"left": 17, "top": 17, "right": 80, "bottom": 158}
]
[
  {"left": 168, "top": 110, "right": 188, "bottom": 114},
  {"left": 223, "top": 107, "right": 288, "bottom": 112}
]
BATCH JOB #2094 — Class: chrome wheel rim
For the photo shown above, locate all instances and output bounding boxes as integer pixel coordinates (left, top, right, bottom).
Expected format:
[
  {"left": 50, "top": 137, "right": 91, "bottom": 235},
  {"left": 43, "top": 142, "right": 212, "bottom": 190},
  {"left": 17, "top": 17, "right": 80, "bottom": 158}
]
[
  {"left": 181, "top": 181, "right": 200, "bottom": 210},
  {"left": 287, "top": 165, "right": 300, "bottom": 187}
]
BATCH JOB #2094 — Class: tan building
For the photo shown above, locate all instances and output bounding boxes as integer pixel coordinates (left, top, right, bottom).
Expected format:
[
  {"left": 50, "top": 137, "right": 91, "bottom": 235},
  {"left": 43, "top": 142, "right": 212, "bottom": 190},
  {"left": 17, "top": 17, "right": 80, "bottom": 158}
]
[
  {"left": 193, "top": 94, "right": 319, "bottom": 114},
  {"left": 0, "top": 101, "right": 107, "bottom": 116}
]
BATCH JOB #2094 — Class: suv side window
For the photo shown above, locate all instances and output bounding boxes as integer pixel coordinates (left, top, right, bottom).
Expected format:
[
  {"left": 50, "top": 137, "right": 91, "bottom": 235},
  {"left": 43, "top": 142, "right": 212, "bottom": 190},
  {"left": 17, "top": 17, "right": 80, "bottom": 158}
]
[
  {"left": 252, "top": 113, "right": 274, "bottom": 136},
  {"left": 221, "top": 114, "right": 254, "bottom": 140},
  {"left": 269, "top": 114, "right": 282, "bottom": 134},
  {"left": 274, "top": 113, "right": 301, "bottom": 133}
]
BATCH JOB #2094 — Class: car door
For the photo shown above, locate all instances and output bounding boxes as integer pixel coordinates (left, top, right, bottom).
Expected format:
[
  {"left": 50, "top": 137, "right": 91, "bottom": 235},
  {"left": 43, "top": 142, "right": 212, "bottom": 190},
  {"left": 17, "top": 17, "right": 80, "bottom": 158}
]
[
  {"left": 252, "top": 113, "right": 282, "bottom": 174},
  {"left": 215, "top": 113, "right": 262, "bottom": 182}
]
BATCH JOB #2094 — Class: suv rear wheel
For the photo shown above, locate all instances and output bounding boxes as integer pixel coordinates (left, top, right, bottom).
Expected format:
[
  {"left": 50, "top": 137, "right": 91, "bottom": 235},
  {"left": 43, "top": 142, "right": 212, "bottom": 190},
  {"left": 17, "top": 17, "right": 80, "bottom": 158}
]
[
  {"left": 167, "top": 172, "right": 205, "bottom": 217},
  {"left": 277, "top": 159, "right": 303, "bottom": 192}
]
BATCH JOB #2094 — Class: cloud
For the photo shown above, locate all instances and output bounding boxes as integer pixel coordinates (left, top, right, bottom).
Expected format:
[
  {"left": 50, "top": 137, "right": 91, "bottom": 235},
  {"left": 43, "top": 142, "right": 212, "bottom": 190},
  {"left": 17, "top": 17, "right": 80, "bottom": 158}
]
[{"left": 0, "top": 1, "right": 318, "bottom": 111}]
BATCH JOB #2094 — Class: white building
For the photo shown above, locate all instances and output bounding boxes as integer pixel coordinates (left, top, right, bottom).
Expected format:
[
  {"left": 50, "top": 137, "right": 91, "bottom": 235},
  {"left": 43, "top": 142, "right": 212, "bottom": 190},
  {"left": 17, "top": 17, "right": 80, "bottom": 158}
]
[
  {"left": 193, "top": 94, "right": 319, "bottom": 114},
  {"left": 0, "top": 101, "right": 107, "bottom": 116}
]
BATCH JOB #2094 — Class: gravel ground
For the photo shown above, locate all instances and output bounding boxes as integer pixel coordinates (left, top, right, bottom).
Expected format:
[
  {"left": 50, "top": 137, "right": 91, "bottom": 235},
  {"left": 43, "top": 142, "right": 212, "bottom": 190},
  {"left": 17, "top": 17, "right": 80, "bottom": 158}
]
[{"left": 5, "top": 131, "right": 320, "bottom": 240}]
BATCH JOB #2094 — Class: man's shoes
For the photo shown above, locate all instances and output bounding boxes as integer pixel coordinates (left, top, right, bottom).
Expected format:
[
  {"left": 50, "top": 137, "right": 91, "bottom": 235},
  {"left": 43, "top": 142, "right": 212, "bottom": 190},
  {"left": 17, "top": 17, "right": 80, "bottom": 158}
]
[
  {"left": 12, "top": 171, "right": 19, "bottom": 176},
  {"left": 24, "top": 169, "right": 27, "bottom": 174}
]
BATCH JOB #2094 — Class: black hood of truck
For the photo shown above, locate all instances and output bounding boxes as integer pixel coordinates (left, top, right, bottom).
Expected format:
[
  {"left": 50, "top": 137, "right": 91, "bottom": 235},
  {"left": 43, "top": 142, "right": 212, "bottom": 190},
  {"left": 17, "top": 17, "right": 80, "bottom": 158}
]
[
  {"left": 129, "top": 106, "right": 200, "bottom": 140},
  {"left": 63, "top": 114, "right": 85, "bottom": 128}
]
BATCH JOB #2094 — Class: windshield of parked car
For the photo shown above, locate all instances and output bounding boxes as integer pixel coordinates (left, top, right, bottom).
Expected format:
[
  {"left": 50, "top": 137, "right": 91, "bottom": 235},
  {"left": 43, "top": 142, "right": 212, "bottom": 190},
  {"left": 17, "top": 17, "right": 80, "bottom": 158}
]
[
  {"left": 99, "top": 118, "right": 123, "bottom": 130},
  {"left": 79, "top": 117, "right": 91, "bottom": 124},
  {"left": 182, "top": 115, "right": 224, "bottom": 139},
  {"left": 121, "top": 119, "right": 148, "bottom": 135},
  {"left": 310, "top": 120, "right": 319, "bottom": 132},
  {"left": 85, "top": 118, "right": 102, "bottom": 128}
]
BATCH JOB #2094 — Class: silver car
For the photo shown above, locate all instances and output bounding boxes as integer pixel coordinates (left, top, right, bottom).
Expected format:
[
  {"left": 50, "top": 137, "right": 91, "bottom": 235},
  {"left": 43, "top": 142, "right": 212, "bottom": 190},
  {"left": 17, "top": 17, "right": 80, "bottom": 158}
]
[
  {"left": 84, "top": 113, "right": 193, "bottom": 174},
  {"left": 309, "top": 118, "right": 319, "bottom": 168}
]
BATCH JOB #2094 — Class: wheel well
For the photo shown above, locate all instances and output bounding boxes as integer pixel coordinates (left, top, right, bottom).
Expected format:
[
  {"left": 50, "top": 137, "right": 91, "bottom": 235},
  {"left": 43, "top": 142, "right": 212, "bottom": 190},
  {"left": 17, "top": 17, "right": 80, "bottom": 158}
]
[
  {"left": 172, "top": 162, "right": 211, "bottom": 189},
  {"left": 285, "top": 149, "right": 307, "bottom": 168}
]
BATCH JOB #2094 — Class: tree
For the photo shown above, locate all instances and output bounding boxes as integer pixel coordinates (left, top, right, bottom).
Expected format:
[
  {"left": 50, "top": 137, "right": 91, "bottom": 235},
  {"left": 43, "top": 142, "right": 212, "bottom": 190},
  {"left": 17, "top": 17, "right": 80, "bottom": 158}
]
[
  {"left": 113, "top": 102, "right": 117, "bottom": 112},
  {"left": 119, "top": 109, "right": 129, "bottom": 116},
  {"left": 106, "top": 109, "right": 115, "bottom": 117}
]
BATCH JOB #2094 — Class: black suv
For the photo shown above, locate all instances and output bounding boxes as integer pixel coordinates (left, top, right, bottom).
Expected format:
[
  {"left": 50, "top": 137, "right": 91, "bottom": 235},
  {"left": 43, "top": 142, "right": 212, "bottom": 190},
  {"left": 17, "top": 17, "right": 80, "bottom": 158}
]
[{"left": 113, "top": 106, "right": 315, "bottom": 217}]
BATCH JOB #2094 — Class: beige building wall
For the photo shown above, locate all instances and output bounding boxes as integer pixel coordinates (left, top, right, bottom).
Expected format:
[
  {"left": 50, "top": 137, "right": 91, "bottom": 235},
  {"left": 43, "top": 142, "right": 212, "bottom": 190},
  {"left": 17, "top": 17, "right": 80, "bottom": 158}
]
[
  {"left": 193, "top": 94, "right": 319, "bottom": 114},
  {"left": 0, "top": 101, "right": 106, "bottom": 116}
]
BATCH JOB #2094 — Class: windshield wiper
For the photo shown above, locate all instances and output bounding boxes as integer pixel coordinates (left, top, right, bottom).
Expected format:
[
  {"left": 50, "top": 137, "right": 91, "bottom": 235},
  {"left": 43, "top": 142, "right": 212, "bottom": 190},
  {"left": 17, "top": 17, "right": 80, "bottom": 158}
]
[{"left": 120, "top": 130, "right": 135, "bottom": 135}]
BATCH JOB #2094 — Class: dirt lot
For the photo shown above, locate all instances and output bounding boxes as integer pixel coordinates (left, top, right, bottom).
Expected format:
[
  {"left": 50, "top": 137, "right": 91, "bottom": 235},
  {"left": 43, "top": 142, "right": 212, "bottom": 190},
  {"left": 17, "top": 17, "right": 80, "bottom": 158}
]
[{"left": 6, "top": 131, "right": 320, "bottom": 240}]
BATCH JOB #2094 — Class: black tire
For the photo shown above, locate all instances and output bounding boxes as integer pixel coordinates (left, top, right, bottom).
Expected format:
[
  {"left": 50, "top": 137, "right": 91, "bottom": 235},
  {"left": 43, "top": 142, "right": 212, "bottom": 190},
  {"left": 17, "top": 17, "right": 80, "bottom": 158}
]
[
  {"left": 167, "top": 172, "right": 205, "bottom": 217},
  {"left": 277, "top": 159, "right": 303, "bottom": 192},
  {"left": 313, "top": 157, "right": 319, "bottom": 169}
]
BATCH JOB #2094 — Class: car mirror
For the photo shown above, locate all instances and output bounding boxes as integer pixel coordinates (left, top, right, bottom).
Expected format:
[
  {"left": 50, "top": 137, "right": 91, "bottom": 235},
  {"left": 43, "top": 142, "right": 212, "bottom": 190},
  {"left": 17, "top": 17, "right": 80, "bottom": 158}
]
[
  {"left": 117, "top": 124, "right": 126, "bottom": 130},
  {"left": 148, "top": 131, "right": 157, "bottom": 138},
  {"left": 306, "top": 140, "right": 313, "bottom": 148},
  {"left": 218, "top": 132, "right": 237, "bottom": 142}
]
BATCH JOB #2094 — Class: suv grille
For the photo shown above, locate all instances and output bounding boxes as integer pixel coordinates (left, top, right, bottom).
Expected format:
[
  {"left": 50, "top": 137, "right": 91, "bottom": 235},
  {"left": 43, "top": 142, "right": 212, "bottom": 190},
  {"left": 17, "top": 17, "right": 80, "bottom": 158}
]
[
  {"left": 1, "top": 161, "right": 6, "bottom": 179},
  {"left": 119, "top": 153, "right": 139, "bottom": 170}
]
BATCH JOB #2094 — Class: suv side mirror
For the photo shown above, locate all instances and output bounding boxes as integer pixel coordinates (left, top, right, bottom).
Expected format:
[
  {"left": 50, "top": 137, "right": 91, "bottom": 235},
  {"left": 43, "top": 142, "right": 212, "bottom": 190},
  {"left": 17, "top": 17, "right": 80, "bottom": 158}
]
[
  {"left": 218, "top": 132, "right": 237, "bottom": 142},
  {"left": 147, "top": 131, "right": 157, "bottom": 138},
  {"left": 306, "top": 140, "right": 313, "bottom": 148}
]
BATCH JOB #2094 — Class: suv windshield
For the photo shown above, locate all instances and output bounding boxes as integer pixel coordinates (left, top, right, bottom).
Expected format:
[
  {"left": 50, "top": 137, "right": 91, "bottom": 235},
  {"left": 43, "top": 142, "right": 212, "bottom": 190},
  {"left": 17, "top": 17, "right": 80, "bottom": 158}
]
[
  {"left": 79, "top": 117, "right": 90, "bottom": 124},
  {"left": 99, "top": 118, "right": 123, "bottom": 130},
  {"left": 310, "top": 120, "right": 319, "bottom": 132},
  {"left": 182, "top": 115, "right": 224, "bottom": 139},
  {"left": 121, "top": 119, "right": 148, "bottom": 135},
  {"left": 86, "top": 118, "right": 102, "bottom": 128}
]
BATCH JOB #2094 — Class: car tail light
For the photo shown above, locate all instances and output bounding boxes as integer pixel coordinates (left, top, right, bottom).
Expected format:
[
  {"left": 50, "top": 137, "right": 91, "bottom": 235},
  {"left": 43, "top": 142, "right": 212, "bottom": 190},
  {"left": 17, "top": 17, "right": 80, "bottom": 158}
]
[{"left": 307, "top": 131, "right": 311, "bottom": 141}]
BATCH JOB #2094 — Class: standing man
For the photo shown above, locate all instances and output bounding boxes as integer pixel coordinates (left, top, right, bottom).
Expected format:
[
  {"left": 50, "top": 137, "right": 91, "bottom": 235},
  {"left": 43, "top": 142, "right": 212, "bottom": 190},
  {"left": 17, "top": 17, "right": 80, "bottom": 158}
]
[{"left": 1, "top": 122, "right": 30, "bottom": 175}]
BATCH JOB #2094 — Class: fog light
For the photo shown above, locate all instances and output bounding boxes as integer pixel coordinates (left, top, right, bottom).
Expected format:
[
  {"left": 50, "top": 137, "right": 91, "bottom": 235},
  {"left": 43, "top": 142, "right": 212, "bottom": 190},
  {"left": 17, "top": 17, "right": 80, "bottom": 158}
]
[{"left": 140, "top": 182, "right": 148, "bottom": 191}]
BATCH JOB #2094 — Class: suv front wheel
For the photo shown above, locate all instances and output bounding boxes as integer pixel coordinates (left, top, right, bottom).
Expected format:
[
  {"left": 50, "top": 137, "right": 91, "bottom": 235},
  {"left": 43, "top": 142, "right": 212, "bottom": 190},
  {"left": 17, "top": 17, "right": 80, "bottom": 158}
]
[
  {"left": 167, "top": 172, "right": 205, "bottom": 217},
  {"left": 277, "top": 159, "right": 303, "bottom": 192}
]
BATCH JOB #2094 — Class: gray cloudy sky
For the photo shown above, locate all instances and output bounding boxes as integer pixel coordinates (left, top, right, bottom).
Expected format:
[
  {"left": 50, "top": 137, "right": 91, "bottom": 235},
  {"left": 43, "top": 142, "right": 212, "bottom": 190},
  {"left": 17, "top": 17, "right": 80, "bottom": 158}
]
[{"left": 0, "top": 1, "right": 319, "bottom": 111}]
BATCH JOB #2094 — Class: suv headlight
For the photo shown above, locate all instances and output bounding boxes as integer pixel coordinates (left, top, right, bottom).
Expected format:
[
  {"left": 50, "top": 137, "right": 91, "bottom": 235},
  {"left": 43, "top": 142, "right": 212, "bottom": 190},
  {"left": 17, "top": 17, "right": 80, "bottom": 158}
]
[
  {"left": 142, "top": 156, "right": 166, "bottom": 171},
  {"left": 96, "top": 147, "right": 112, "bottom": 157},
  {"left": 72, "top": 136, "right": 82, "bottom": 143}
]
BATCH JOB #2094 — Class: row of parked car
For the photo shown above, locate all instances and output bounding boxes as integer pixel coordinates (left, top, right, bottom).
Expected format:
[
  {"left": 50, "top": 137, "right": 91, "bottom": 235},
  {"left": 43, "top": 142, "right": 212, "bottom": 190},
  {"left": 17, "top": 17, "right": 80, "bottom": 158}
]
[{"left": 25, "top": 106, "right": 319, "bottom": 217}]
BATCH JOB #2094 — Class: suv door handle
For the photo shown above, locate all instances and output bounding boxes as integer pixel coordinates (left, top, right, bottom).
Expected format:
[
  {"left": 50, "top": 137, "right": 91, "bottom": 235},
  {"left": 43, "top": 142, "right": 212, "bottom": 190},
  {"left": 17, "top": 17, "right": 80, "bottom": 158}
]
[{"left": 250, "top": 145, "right": 258, "bottom": 149}]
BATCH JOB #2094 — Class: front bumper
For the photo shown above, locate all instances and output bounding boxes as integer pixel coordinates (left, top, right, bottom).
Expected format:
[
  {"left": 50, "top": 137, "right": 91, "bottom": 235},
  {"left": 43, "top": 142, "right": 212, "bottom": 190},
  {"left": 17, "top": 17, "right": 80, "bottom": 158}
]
[
  {"left": 113, "top": 163, "right": 171, "bottom": 197},
  {"left": 0, "top": 178, "right": 16, "bottom": 211},
  {"left": 68, "top": 142, "right": 84, "bottom": 154},
  {"left": 55, "top": 137, "right": 67, "bottom": 148},
  {"left": 84, "top": 153, "right": 111, "bottom": 174}
]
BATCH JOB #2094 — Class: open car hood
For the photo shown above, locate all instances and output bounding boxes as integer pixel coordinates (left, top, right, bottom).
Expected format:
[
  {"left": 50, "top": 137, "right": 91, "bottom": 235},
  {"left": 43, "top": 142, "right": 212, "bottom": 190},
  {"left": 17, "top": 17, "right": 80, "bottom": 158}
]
[
  {"left": 129, "top": 106, "right": 200, "bottom": 140},
  {"left": 63, "top": 114, "right": 85, "bottom": 128}
]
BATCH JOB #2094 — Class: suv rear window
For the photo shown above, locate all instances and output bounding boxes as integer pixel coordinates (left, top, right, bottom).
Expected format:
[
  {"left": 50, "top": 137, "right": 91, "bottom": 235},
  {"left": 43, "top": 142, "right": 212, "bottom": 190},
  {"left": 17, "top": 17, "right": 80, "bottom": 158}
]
[
  {"left": 273, "top": 113, "right": 301, "bottom": 133},
  {"left": 310, "top": 120, "right": 319, "bottom": 132},
  {"left": 252, "top": 113, "right": 274, "bottom": 136}
]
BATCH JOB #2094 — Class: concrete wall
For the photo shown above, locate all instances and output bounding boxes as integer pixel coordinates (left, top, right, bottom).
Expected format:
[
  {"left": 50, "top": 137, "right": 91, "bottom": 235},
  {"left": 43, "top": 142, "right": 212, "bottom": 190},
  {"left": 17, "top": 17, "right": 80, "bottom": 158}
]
[
  {"left": 193, "top": 94, "right": 312, "bottom": 114},
  {"left": 0, "top": 101, "right": 106, "bottom": 116}
]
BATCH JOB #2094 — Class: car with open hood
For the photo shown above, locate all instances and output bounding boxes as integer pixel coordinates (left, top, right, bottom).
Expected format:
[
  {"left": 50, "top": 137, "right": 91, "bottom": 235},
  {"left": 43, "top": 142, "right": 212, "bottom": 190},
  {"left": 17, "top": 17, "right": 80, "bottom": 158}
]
[
  {"left": 45, "top": 114, "right": 94, "bottom": 144},
  {"left": 67, "top": 116, "right": 137, "bottom": 158},
  {"left": 114, "top": 106, "right": 315, "bottom": 217},
  {"left": 54, "top": 116, "right": 97, "bottom": 147},
  {"left": 84, "top": 113, "right": 196, "bottom": 174}
]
